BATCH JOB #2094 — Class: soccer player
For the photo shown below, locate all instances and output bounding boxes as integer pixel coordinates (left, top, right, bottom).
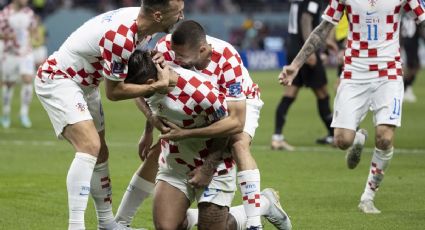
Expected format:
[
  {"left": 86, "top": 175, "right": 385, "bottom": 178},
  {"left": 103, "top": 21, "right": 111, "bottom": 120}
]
[
  {"left": 400, "top": 13, "right": 420, "bottom": 103},
  {"left": 116, "top": 20, "right": 280, "bottom": 230},
  {"left": 123, "top": 49, "right": 291, "bottom": 230},
  {"left": 34, "top": 1, "right": 184, "bottom": 229},
  {"left": 0, "top": 0, "right": 37, "bottom": 128},
  {"left": 279, "top": 0, "right": 425, "bottom": 214},
  {"left": 272, "top": 0, "right": 334, "bottom": 151}
]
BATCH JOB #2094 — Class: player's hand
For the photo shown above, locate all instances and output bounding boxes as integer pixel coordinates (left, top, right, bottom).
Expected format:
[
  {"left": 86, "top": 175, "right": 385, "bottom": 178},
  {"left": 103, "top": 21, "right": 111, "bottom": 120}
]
[
  {"left": 138, "top": 131, "right": 153, "bottom": 161},
  {"left": 152, "top": 51, "right": 165, "bottom": 67},
  {"left": 306, "top": 54, "right": 317, "bottom": 66},
  {"left": 279, "top": 65, "right": 299, "bottom": 86},
  {"left": 154, "top": 63, "right": 171, "bottom": 94},
  {"left": 187, "top": 166, "right": 214, "bottom": 189},
  {"left": 158, "top": 119, "right": 188, "bottom": 141},
  {"left": 149, "top": 115, "right": 170, "bottom": 134}
]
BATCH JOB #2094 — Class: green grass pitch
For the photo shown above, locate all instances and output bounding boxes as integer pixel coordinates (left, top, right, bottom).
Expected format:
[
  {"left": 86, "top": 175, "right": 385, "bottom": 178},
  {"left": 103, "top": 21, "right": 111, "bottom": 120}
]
[{"left": 1, "top": 69, "right": 424, "bottom": 229}]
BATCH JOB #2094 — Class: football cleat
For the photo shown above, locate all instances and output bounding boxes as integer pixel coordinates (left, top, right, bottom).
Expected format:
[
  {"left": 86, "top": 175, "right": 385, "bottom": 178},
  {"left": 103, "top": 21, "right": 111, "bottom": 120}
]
[
  {"left": 346, "top": 129, "right": 368, "bottom": 169},
  {"left": 2, "top": 115, "right": 11, "bottom": 128},
  {"left": 316, "top": 135, "right": 334, "bottom": 145},
  {"left": 20, "top": 115, "right": 32, "bottom": 128},
  {"left": 262, "top": 188, "right": 292, "bottom": 230},
  {"left": 271, "top": 140, "right": 295, "bottom": 151},
  {"left": 358, "top": 200, "right": 381, "bottom": 214}
]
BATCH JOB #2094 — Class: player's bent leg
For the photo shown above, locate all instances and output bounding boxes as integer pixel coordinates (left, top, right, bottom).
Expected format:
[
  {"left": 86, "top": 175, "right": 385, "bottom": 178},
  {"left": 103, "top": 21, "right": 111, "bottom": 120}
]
[
  {"left": 198, "top": 202, "right": 230, "bottom": 230},
  {"left": 20, "top": 74, "right": 34, "bottom": 128},
  {"left": 62, "top": 120, "right": 100, "bottom": 230},
  {"left": 153, "top": 181, "right": 190, "bottom": 230},
  {"left": 231, "top": 133, "right": 262, "bottom": 229},
  {"left": 115, "top": 144, "right": 160, "bottom": 226},
  {"left": 1, "top": 82, "right": 15, "bottom": 128},
  {"left": 359, "top": 125, "right": 395, "bottom": 214},
  {"left": 335, "top": 128, "right": 368, "bottom": 169},
  {"left": 333, "top": 128, "right": 356, "bottom": 150}
]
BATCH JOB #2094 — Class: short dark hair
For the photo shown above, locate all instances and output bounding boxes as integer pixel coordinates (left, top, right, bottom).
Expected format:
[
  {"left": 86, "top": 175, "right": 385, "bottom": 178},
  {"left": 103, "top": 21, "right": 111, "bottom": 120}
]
[
  {"left": 142, "top": 0, "right": 171, "bottom": 12},
  {"left": 171, "top": 20, "right": 207, "bottom": 48},
  {"left": 125, "top": 50, "right": 158, "bottom": 85}
]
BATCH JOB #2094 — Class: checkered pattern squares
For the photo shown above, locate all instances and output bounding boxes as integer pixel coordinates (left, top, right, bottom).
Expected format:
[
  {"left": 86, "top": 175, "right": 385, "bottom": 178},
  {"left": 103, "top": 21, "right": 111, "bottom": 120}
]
[
  {"left": 242, "top": 191, "right": 261, "bottom": 208},
  {"left": 0, "top": 5, "right": 36, "bottom": 56},
  {"left": 100, "top": 22, "right": 137, "bottom": 81},
  {"left": 171, "top": 75, "right": 227, "bottom": 127},
  {"left": 322, "top": 0, "right": 345, "bottom": 24},
  {"left": 329, "top": 0, "right": 423, "bottom": 81}
]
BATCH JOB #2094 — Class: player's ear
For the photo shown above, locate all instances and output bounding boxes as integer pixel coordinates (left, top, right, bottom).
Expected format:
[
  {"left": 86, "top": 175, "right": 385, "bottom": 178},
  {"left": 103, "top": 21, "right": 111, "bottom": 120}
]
[
  {"left": 146, "top": 78, "right": 156, "bottom": 85},
  {"left": 199, "top": 45, "right": 207, "bottom": 54},
  {"left": 153, "top": 11, "right": 163, "bottom": 23}
]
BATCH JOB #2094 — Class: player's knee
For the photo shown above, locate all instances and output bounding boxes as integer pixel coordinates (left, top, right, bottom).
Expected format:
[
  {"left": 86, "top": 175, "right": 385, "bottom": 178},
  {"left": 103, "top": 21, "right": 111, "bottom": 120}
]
[
  {"left": 78, "top": 139, "right": 101, "bottom": 157},
  {"left": 154, "top": 220, "right": 182, "bottom": 230},
  {"left": 198, "top": 203, "right": 228, "bottom": 230},
  {"left": 334, "top": 134, "right": 352, "bottom": 150},
  {"left": 375, "top": 135, "right": 392, "bottom": 150}
]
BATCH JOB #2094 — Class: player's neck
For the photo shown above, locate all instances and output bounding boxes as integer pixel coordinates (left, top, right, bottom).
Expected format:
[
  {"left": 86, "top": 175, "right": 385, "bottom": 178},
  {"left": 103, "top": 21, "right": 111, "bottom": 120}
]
[{"left": 194, "top": 45, "right": 212, "bottom": 70}]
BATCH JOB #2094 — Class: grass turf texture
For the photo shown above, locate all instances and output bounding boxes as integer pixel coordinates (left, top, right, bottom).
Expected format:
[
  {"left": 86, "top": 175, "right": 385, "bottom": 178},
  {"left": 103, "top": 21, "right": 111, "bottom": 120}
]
[{"left": 1, "top": 69, "right": 424, "bottom": 229}]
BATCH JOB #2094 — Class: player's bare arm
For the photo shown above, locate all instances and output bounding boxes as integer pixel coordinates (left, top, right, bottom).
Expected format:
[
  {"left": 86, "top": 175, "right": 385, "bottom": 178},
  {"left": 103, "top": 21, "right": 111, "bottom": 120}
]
[
  {"left": 187, "top": 137, "right": 229, "bottom": 188},
  {"left": 301, "top": 11, "right": 317, "bottom": 66},
  {"left": 104, "top": 63, "right": 171, "bottom": 101},
  {"left": 159, "top": 100, "right": 246, "bottom": 140},
  {"left": 279, "top": 20, "right": 335, "bottom": 86}
]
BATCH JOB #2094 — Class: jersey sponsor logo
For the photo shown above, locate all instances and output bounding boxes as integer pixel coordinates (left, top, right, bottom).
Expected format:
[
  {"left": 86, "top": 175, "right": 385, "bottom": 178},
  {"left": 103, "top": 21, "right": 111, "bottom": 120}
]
[
  {"left": 112, "top": 60, "right": 125, "bottom": 74},
  {"left": 229, "top": 82, "right": 242, "bottom": 97},
  {"left": 203, "top": 188, "right": 221, "bottom": 198},
  {"left": 366, "top": 11, "right": 377, "bottom": 16},
  {"left": 79, "top": 186, "right": 90, "bottom": 196},
  {"left": 390, "top": 98, "right": 401, "bottom": 120}
]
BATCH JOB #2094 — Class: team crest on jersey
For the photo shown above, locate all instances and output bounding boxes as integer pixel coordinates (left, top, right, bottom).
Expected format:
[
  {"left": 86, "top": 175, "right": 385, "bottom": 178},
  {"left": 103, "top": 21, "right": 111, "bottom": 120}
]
[
  {"left": 229, "top": 82, "right": 242, "bottom": 97},
  {"left": 112, "top": 61, "right": 125, "bottom": 74},
  {"left": 368, "top": 0, "right": 377, "bottom": 7},
  {"left": 76, "top": 103, "right": 86, "bottom": 112}
]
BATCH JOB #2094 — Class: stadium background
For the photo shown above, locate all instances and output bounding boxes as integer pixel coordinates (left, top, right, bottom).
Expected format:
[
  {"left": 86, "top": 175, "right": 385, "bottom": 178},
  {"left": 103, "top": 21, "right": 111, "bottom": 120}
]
[{"left": 0, "top": 1, "right": 424, "bottom": 229}]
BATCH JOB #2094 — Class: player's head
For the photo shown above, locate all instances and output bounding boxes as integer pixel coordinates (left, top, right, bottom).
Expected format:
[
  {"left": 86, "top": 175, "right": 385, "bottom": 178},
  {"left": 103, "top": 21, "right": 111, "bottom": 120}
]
[
  {"left": 125, "top": 50, "right": 158, "bottom": 85},
  {"left": 13, "top": 0, "right": 29, "bottom": 7},
  {"left": 142, "top": 0, "right": 185, "bottom": 33},
  {"left": 171, "top": 20, "right": 209, "bottom": 69}
]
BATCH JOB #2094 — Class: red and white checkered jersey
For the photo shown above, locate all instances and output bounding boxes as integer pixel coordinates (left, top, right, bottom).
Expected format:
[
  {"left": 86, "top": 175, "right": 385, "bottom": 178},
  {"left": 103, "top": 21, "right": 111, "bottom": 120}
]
[
  {"left": 37, "top": 7, "right": 146, "bottom": 87},
  {"left": 147, "top": 66, "right": 234, "bottom": 177},
  {"left": 322, "top": 0, "right": 425, "bottom": 82},
  {"left": 0, "top": 4, "right": 36, "bottom": 56},
  {"left": 155, "top": 34, "right": 260, "bottom": 100}
]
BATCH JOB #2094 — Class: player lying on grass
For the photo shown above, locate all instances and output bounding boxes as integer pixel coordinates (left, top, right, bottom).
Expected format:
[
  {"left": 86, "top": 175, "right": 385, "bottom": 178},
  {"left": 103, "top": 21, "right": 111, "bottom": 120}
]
[{"left": 120, "top": 49, "right": 291, "bottom": 230}]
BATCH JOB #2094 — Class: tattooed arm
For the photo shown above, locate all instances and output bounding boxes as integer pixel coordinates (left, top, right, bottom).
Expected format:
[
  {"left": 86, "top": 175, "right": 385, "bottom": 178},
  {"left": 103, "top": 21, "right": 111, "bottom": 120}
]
[{"left": 279, "top": 20, "right": 335, "bottom": 86}]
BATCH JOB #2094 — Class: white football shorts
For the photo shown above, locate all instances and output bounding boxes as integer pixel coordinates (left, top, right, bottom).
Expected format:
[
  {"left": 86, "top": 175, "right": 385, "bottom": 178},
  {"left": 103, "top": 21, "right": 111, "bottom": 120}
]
[
  {"left": 156, "top": 167, "right": 236, "bottom": 208},
  {"left": 34, "top": 76, "right": 105, "bottom": 138},
  {"left": 331, "top": 79, "right": 404, "bottom": 131},
  {"left": 244, "top": 98, "right": 263, "bottom": 138},
  {"left": 1, "top": 53, "right": 35, "bottom": 82}
]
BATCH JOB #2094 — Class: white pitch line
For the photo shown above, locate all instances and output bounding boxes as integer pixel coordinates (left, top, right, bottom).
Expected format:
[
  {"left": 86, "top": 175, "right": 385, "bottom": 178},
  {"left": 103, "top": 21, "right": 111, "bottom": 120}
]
[{"left": 1, "top": 139, "right": 425, "bottom": 154}]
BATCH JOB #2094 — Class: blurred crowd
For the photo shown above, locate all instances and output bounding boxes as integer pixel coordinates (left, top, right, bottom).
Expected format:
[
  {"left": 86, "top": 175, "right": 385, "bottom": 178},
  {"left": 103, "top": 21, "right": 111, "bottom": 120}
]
[{"left": 0, "top": 0, "right": 290, "bottom": 18}]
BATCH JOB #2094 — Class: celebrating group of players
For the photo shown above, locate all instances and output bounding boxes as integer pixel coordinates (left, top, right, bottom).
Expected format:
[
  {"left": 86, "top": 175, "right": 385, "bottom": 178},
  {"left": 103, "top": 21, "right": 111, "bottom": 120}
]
[{"left": 2, "top": 0, "right": 425, "bottom": 229}]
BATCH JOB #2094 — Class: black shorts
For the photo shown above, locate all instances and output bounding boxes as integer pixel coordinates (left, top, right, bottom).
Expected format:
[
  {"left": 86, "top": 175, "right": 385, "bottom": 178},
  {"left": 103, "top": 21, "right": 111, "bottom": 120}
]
[
  {"left": 402, "top": 33, "right": 420, "bottom": 69},
  {"left": 287, "top": 53, "right": 328, "bottom": 89}
]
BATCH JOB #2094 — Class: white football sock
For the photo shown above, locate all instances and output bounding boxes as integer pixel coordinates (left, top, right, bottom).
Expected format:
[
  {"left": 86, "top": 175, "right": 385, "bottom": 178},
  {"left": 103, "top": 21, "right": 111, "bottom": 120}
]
[
  {"left": 20, "top": 83, "right": 33, "bottom": 116},
  {"left": 90, "top": 161, "right": 116, "bottom": 228},
  {"left": 229, "top": 205, "right": 247, "bottom": 230},
  {"left": 185, "top": 208, "right": 199, "bottom": 230},
  {"left": 115, "top": 173, "right": 154, "bottom": 226},
  {"left": 361, "top": 147, "right": 393, "bottom": 202},
  {"left": 353, "top": 130, "right": 366, "bottom": 146},
  {"left": 67, "top": 152, "right": 97, "bottom": 230},
  {"left": 237, "top": 169, "right": 262, "bottom": 228},
  {"left": 2, "top": 85, "right": 13, "bottom": 116}
]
